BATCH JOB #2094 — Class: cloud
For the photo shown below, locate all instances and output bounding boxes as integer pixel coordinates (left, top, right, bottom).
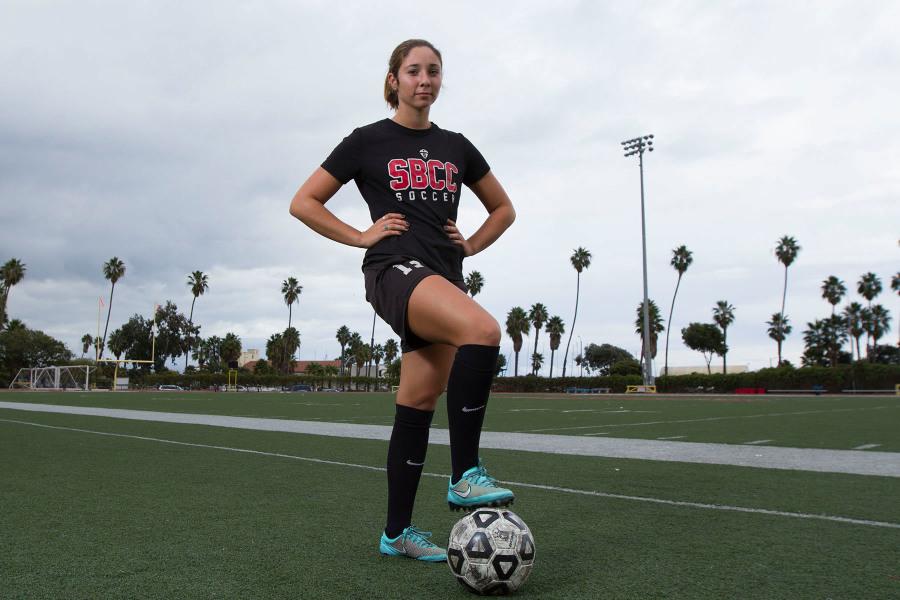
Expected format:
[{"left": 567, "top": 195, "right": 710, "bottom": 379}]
[{"left": 2, "top": 1, "right": 898, "bottom": 374}]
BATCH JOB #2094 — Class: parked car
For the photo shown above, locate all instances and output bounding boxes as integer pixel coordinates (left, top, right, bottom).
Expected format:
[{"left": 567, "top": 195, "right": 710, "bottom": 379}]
[
  {"left": 158, "top": 384, "right": 184, "bottom": 391},
  {"left": 287, "top": 384, "right": 313, "bottom": 392},
  {"left": 319, "top": 388, "right": 342, "bottom": 393}
]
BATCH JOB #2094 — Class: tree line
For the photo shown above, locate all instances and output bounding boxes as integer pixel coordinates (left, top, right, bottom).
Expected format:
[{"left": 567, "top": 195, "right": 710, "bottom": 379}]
[{"left": 1, "top": 239, "right": 897, "bottom": 383}]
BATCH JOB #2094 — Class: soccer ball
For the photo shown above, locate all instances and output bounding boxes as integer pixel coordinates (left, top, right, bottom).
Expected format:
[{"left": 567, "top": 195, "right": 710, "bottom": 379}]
[{"left": 447, "top": 508, "right": 535, "bottom": 595}]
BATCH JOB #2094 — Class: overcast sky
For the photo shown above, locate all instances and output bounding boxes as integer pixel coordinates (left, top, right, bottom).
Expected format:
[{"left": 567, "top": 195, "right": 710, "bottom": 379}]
[{"left": 2, "top": 1, "right": 898, "bottom": 374}]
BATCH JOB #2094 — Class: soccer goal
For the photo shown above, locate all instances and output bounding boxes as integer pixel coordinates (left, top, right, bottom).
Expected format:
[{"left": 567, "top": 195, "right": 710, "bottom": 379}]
[{"left": 9, "top": 365, "right": 95, "bottom": 391}]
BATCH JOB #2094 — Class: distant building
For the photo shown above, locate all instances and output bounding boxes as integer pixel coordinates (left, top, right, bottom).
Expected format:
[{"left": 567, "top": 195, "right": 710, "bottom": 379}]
[
  {"left": 664, "top": 365, "right": 749, "bottom": 376},
  {"left": 238, "top": 349, "right": 260, "bottom": 367}
]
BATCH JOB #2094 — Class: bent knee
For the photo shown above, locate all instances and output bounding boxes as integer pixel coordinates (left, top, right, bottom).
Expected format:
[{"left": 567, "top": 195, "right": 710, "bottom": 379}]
[
  {"left": 397, "top": 388, "right": 442, "bottom": 411},
  {"left": 466, "top": 317, "right": 501, "bottom": 347}
]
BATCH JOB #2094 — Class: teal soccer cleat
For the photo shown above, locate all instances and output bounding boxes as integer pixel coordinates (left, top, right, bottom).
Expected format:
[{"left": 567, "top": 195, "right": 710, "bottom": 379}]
[
  {"left": 447, "top": 460, "right": 515, "bottom": 511},
  {"left": 379, "top": 526, "right": 447, "bottom": 562}
]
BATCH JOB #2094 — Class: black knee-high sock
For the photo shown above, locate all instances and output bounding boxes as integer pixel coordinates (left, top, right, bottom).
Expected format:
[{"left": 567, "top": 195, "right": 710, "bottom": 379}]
[
  {"left": 446, "top": 344, "right": 500, "bottom": 482},
  {"left": 385, "top": 404, "right": 434, "bottom": 538}
]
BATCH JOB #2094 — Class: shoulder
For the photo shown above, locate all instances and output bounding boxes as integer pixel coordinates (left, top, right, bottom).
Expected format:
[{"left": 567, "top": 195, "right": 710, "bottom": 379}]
[
  {"left": 431, "top": 123, "right": 466, "bottom": 142},
  {"left": 437, "top": 125, "right": 480, "bottom": 151},
  {"left": 352, "top": 119, "right": 393, "bottom": 139}
]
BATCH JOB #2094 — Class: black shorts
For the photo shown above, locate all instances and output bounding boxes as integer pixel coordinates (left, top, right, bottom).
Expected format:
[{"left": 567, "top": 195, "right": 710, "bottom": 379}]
[{"left": 364, "top": 258, "right": 468, "bottom": 354}]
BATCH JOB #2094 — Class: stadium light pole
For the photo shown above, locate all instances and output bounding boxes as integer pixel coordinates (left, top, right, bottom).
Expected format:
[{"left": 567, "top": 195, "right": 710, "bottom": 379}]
[{"left": 622, "top": 134, "right": 655, "bottom": 387}]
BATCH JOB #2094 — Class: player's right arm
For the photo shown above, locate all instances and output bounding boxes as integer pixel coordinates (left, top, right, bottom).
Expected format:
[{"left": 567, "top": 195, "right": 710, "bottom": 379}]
[{"left": 289, "top": 167, "right": 409, "bottom": 248}]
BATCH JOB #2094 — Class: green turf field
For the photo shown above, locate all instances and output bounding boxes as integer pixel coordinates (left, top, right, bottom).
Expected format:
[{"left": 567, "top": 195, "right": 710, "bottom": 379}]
[
  {"left": 5, "top": 390, "right": 899, "bottom": 450},
  {"left": 2, "top": 391, "right": 899, "bottom": 598}
]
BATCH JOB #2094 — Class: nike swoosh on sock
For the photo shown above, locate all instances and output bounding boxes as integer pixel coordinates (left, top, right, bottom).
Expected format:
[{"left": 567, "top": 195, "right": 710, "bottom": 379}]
[
  {"left": 461, "top": 405, "right": 485, "bottom": 413},
  {"left": 406, "top": 460, "right": 425, "bottom": 466}
]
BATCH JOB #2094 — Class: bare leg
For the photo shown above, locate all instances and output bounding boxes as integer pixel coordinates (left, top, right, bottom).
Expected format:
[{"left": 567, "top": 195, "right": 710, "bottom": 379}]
[
  {"left": 405, "top": 275, "right": 501, "bottom": 348},
  {"left": 406, "top": 275, "right": 504, "bottom": 484}
]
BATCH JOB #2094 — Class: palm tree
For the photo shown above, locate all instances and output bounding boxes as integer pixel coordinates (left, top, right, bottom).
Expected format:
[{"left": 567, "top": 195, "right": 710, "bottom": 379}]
[
  {"left": 774, "top": 236, "right": 800, "bottom": 347},
  {"left": 282, "top": 277, "right": 303, "bottom": 360},
  {"left": 505, "top": 307, "right": 530, "bottom": 377},
  {"left": 862, "top": 305, "right": 891, "bottom": 360},
  {"left": 353, "top": 342, "right": 371, "bottom": 390},
  {"left": 465, "top": 271, "right": 484, "bottom": 297},
  {"left": 184, "top": 271, "right": 209, "bottom": 370},
  {"left": 384, "top": 338, "right": 399, "bottom": 366},
  {"left": 0, "top": 258, "right": 26, "bottom": 328},
  {"left": 100, "top": 257, "right": 126, "bottom": 359},
  {"left": 336, "top": 325, "right": 351, "bottom": 376},
  {"left": 531, "top": 353, "right": 544, "bottom": 375},
  {"left": 6, "top": 318, "right": 25, "bottom": 332},
  {"left": 893, "top": 272, "right": 900, "bottom": 344},
  {"left": 107, "top": 328, "right": 127, "bottom": 361},
  {"left": 348, "top": 332, "right": 363, "bottom": 381},
  {"left": 372, "top": 344, "right": 385, "bottom": 387},
  {"left": 857, "top": 272, "right": 882, "bottom": 354},
  {"left": 81, "top": 334, "right": 93, "bottom": 359},
  {"left": 858, "top": 272, "right": 883, "bottom": 306},
  {"left": 767, "top": 313, "right": 792, "bottom": 366},
  {"left": 562, "top": 247, "right": 592, "bottom": 377},
  {"left": 821, "top": 276, "right": 846, "bottom": 316},
  {"left": 712, "top": 301, "right": 736, "bottom": 374},
  {"left": 528, "top": 303, "right": 549, "bottom": 375},
  {"left": 545, "top": 316, "right": 565, "bottom": 378},
  {"left": 663, "top": 245, "right": 692, "bottom": 377},
  {"left": 220, "top": 332, "right": 243, "bottom": 368},
  {"left": 634, "top": 299, "right": 664, "bottom": 374},
  {"left": 842, "top": 302, "right": 864, "bottom": 361}
]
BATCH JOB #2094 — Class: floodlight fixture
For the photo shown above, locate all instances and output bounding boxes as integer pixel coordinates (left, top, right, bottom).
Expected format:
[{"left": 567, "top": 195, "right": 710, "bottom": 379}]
[{"left": 622, "top": 133, "right": 656, "bottom": 386}]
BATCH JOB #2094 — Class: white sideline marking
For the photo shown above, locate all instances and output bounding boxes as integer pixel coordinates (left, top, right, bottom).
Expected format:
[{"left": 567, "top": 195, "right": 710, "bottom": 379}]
[
  {"left": 583, "top": 432, "right": 610, "bottom": 436},
  {"left": 518, "top": 405, "right": 894, "bottom": 434},
  {"left": 658, "top": 436, "right": 686, "bottom": 440},
  {"left": 744, "top": 440, "right": 774, "bottom": 445},
  {"left": 2, "top": 417, "right": 898, "bottom": 531},
  {"left": 853, "top": 444, "right": 881, "bottom": 450},
  {"left": 507, "top": 409, "right": 552, "bottom": 412},
  {"left": 562, "top": 409, "right": 597, "bottom": 413},
  {"left": 1, "top": 402, "right": 899, "bottom": 477}
]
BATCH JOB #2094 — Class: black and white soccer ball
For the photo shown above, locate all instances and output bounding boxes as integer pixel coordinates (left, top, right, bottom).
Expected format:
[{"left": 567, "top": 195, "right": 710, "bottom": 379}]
[{"left": 447, "top": 508, "right": 535, "bottom": 595}]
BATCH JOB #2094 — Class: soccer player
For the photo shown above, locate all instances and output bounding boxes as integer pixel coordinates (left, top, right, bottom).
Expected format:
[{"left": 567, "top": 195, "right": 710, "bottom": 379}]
[{"left": 289, "top": 39, "right": 516, "bottom": 562}]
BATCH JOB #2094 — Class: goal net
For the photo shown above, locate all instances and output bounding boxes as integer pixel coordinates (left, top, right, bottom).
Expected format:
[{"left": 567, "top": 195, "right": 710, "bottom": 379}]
[{"left": 9, "top": 366, "right": 94, "bottom": 391}]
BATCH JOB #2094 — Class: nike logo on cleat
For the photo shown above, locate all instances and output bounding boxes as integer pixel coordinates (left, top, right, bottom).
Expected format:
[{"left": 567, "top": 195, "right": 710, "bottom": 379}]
[
  {"left": 462, "top": 405, "right": 485, "bottom": 413},
  {"left": 406, "top": 460, "right": 425, "bottom": 466},
  {"left": 453, "top": 482, "right": 472, "bottom": 498}
]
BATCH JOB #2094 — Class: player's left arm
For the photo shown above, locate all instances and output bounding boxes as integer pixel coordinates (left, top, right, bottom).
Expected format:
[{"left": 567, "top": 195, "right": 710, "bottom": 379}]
[{"left": 444, "top": 171, "right": 516, "bottom": 257}]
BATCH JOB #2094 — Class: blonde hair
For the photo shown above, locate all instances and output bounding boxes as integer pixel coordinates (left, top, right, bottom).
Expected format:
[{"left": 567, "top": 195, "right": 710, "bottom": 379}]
[{"left": 384, "top": 39, "right": 442, "bottom": 110}]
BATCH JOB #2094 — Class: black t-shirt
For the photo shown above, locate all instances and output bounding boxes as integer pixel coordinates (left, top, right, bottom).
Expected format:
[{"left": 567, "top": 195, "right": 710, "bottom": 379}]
[{"left": 321, "top": 118, "right": 490, "bottom": 281}]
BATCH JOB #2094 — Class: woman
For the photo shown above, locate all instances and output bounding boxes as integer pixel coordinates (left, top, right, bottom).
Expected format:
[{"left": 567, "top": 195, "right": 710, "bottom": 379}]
[{"left": 289, "top": 39, "right": 516, "bottom": 562}]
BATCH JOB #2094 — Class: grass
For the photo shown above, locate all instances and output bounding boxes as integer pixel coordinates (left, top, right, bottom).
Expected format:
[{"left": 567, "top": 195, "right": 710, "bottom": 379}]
[
  {"left": 5, "top": 390, "right": 899, "bottom": 450},
  {"left": 1, "top": 392, "right": 899, "bottom": 598}
]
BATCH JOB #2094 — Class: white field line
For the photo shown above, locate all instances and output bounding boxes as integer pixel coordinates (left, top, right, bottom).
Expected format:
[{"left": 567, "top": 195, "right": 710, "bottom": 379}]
[
  {"left": 2, "top": 417, "right": 898, "bottom": 531},
  {"left": 853, "top": 444, "right": 881, "bottom": 450},
  {"left": 517, "top": 405, "right": 894, "bottom": 433},
  {"left": 744, "top": 440, "right": 774, "bottom": 445},
  {"left": 658, "top": 436, "right": 686, "bottom": 440},
  {"left": 2, "top": 402, "right": 899, "bottom": 477}
]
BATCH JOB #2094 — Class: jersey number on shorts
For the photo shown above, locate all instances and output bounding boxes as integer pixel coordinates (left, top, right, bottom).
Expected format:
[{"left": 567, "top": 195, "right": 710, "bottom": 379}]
[{"left": 392, "top": 260, "right": 423, "bottom": 276}]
